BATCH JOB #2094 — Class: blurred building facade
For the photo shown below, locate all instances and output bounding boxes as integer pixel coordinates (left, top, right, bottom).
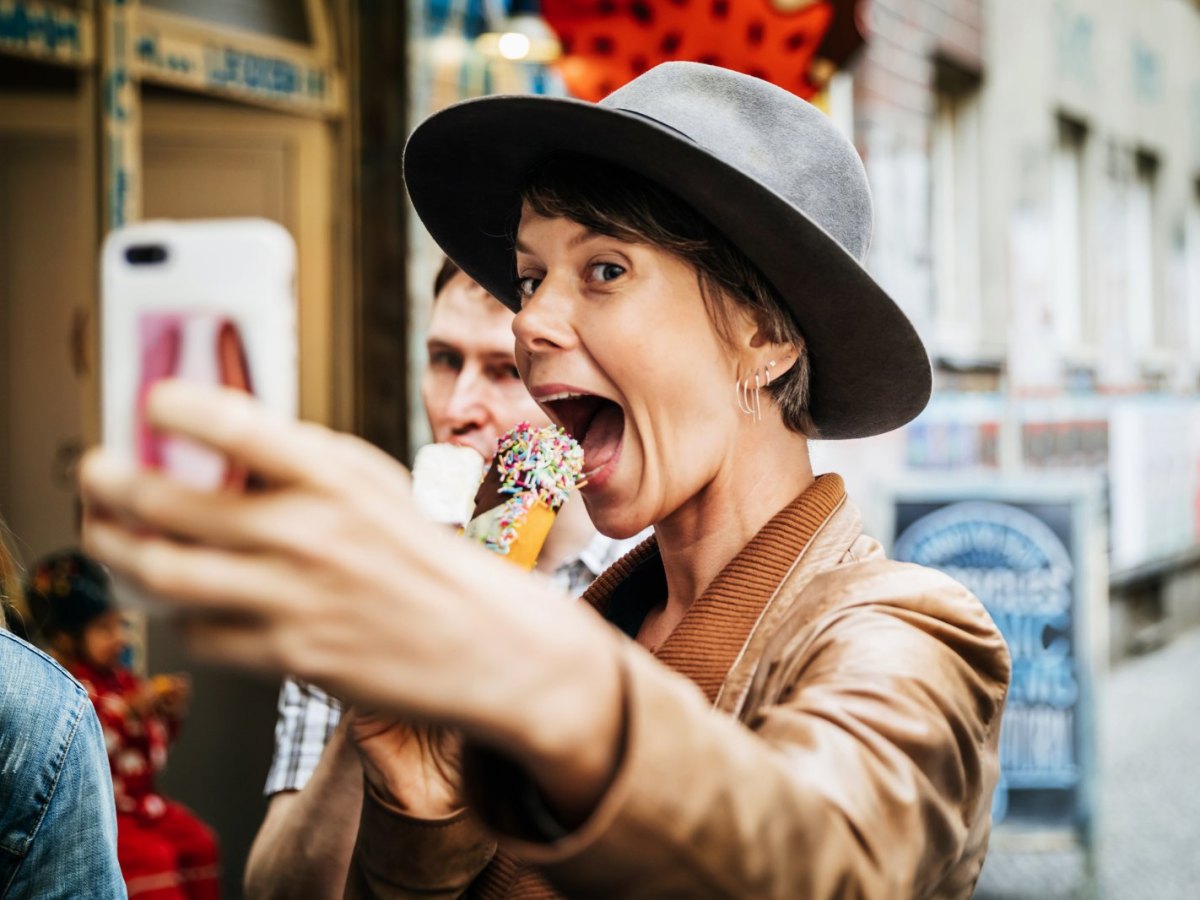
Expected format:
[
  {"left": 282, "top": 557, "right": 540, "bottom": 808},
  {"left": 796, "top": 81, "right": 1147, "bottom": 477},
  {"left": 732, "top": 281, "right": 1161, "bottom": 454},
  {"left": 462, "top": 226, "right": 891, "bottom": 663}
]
[
  {"left": 0, "top": 4, "right": 367, "bottom": 895},
  {"left": 825, "top": 0, "right": 1200, "bottom": 661}
]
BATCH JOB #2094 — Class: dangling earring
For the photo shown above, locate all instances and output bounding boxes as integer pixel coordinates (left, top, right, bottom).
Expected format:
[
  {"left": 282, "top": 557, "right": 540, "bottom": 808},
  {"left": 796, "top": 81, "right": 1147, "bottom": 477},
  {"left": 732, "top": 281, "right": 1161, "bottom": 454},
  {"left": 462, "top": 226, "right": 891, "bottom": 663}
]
[
  {"left": 736, "top": 363, "right": 778, "bottom": 422},
  {"left": 735, "top": 369, "right": 754, "bottom": 417},
  {"left": 762, "top": 360, "right": 776, "bottom": 421}
]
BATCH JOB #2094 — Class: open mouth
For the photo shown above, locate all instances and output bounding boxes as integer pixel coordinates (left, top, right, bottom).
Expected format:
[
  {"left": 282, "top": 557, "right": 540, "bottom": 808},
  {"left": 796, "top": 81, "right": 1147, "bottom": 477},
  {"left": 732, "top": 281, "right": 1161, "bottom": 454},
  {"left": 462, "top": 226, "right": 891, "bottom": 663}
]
[{"left": 541, "top": 392, "right": 625, "bottom": 480}]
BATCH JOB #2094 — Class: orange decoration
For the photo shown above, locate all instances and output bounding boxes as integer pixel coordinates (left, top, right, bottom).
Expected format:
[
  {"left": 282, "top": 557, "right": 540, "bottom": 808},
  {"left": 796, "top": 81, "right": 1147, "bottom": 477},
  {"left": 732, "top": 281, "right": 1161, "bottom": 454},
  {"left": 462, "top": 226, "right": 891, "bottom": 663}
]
[{"left": 544, "top": 0, "right": 863, "bottom": 101}]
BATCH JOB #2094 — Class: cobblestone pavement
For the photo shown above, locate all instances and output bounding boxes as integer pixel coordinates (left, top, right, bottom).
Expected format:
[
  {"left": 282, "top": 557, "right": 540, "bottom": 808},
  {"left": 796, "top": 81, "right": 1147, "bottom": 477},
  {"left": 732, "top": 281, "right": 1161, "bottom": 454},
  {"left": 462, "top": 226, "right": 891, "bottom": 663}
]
[{"left": 975, "top": 627, "right": 1200, "bottom": 899}]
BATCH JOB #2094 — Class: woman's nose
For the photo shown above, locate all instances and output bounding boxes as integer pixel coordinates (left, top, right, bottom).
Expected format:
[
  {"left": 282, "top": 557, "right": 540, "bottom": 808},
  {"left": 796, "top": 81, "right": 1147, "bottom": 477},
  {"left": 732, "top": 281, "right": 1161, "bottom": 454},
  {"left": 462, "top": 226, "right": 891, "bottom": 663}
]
[{"left": 512, "top": 276, "right": 578, "bottom": 355}]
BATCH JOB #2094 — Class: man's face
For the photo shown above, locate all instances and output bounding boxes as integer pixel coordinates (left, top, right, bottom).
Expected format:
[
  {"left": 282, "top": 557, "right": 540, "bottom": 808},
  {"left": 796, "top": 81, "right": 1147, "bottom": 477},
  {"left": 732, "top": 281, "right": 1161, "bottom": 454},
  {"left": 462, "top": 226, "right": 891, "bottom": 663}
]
[{"left": 421, "top": 272, "right": 551, "bottom": 460}]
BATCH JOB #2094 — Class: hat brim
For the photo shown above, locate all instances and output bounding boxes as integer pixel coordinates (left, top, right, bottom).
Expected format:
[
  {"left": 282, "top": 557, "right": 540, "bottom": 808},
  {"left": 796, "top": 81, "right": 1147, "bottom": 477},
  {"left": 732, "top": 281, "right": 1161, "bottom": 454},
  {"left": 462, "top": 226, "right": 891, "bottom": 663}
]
[{"left": 404, "top": 95, "right": 930, "bottom": 440}]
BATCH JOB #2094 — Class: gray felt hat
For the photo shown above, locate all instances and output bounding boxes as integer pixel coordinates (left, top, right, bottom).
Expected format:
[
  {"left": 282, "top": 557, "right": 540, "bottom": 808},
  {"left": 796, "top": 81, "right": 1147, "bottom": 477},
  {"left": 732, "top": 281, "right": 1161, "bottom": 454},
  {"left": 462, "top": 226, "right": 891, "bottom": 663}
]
[{"left": 403, "top": 61, "right": 931, "bottom": 439}]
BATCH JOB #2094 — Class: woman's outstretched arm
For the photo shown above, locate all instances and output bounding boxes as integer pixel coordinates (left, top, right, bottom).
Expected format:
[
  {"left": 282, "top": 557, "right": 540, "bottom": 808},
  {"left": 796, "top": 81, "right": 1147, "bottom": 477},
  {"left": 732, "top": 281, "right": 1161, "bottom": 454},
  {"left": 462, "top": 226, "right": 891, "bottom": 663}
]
[{"left": 80, "top": 382, "right": 628, "bottom": 875}]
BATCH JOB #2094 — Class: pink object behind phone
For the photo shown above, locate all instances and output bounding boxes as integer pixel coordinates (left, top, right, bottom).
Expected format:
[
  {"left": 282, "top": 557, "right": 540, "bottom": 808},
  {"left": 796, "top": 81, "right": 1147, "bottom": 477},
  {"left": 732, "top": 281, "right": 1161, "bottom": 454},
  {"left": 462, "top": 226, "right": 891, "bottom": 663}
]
[
  {"left": 136, "top": 317, "right": 181, "bottom": 469},
  {"left": 103, "top": 219, "right": 297, "bottom": 611}
]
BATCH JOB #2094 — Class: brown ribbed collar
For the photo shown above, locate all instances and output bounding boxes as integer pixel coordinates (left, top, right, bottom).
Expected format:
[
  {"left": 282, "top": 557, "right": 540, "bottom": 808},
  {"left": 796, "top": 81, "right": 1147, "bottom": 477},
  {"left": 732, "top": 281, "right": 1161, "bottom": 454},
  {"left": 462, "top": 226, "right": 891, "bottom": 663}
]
[{"left": 581, "top": 473, "right": 846, "bottom": 703}]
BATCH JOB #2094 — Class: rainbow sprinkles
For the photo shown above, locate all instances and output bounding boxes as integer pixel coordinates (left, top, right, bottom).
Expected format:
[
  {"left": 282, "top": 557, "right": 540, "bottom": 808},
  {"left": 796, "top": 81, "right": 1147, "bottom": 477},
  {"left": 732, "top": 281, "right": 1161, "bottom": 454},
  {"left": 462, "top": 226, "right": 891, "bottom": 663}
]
[{"left": 482, "top": 422, "right": 584, "bottom": 556}]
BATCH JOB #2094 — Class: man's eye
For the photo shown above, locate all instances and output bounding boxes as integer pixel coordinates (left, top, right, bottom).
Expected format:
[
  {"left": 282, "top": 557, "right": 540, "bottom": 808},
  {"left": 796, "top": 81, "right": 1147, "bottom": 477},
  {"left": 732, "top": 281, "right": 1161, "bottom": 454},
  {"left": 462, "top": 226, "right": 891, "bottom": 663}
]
[
  {"left": 491, "top": 364, "right": 522, "bottom": 382},
  {"left": 429, "top": 350, "right": 462, "bottom": 370},
  {"left": 589, "top": 263, "right": 625, "bottom": 283},
  {"left": 516, "top": 276, "right": 541, "bottom": 300}
]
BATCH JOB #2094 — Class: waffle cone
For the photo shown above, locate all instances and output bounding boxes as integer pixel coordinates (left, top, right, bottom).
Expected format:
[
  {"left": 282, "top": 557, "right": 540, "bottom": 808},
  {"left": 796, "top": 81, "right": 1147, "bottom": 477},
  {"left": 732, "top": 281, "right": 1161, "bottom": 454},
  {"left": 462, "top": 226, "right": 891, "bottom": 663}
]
[{"left": 502, "top": 501, "right": 558, "bottom": 571}]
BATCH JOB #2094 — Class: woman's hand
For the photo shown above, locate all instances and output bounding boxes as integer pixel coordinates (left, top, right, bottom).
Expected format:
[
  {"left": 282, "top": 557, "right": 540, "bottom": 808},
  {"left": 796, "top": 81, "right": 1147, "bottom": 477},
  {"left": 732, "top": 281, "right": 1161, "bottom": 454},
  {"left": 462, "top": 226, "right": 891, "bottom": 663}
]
[
  {"left": 345, "top": 707, "right": 463, "bottom": 819},
  {"left": 80, "top": 381, "right": 625, "bottom": 822}
]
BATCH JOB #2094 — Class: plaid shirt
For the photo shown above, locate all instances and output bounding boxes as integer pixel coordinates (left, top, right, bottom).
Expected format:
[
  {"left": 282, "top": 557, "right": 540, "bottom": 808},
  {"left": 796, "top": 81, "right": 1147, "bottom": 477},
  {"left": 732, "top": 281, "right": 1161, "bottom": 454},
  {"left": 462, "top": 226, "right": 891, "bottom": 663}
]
[{"left": 263, "top": 533, "right": 643, "bottom": 796}]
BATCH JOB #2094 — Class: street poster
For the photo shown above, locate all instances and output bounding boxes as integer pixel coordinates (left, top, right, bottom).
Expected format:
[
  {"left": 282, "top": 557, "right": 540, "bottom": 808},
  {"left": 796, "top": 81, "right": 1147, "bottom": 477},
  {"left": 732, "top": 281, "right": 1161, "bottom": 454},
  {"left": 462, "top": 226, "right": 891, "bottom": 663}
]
[{"left": 890, "top": 479, "right": 1103, "bottom": 850}]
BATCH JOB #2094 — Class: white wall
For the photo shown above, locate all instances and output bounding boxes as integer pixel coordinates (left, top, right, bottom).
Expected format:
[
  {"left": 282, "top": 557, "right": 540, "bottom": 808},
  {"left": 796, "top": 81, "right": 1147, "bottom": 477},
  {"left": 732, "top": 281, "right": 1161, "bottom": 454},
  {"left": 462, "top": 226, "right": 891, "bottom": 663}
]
[{"left": 980, "top": 0, "right": 1200, "bottom": 391}]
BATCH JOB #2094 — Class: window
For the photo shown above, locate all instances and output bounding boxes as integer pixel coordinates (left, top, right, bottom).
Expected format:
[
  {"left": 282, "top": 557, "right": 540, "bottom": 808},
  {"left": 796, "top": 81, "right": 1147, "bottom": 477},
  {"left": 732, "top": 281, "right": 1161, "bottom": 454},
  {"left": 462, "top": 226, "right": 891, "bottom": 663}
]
[
  {"left": 1051, "top": 116, "right": 1087, "bottom": 353},
  {"left": 826, "top": 70, "right": 855, "bottom": 142},
  {"left": 1187, "top": 180, "right": 1200, "bottom": 380},
  {"left": 1126, "top": 150, "right": 1159, "bottom": 358},
  {"left": 931, "top": 57, "right": 983, "bottom": 357}
]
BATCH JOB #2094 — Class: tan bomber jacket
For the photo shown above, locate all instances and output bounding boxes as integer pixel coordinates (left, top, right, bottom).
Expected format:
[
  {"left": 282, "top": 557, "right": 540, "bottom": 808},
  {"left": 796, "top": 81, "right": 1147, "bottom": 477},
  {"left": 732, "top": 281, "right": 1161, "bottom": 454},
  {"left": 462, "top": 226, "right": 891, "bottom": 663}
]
[{"left": 347, "top": 476, "right": 1012, "bottom": 899}]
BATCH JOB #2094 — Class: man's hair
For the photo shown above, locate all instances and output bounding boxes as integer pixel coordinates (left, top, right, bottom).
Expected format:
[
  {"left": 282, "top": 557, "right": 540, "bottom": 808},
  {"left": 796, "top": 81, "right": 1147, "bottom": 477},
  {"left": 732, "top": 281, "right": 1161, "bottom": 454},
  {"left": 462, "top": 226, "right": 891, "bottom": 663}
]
[
  {"left": 433, "top": 257, "right": 461, "bottom": 298},
  {"left": 519, "top": 155, "right": 815, "bottom": 436}
]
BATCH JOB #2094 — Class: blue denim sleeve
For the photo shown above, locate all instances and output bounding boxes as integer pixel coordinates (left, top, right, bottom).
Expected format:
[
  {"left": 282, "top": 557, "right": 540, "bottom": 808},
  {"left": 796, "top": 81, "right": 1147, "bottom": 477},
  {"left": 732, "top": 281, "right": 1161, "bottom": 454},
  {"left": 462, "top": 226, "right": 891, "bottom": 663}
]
[{"left": 0, "top": 634, "right": 126, "bottom": 899}]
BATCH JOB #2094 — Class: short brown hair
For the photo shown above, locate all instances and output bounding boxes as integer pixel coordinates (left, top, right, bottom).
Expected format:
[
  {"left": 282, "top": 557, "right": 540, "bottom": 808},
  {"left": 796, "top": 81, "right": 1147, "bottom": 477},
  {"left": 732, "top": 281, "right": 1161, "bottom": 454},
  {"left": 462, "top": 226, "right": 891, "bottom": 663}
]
[
  {"left": 519, "top": 155, "right": 815, "bottom": 436},
  {"left": 433, "top": 256, "right": 461, "bottom": 298}
]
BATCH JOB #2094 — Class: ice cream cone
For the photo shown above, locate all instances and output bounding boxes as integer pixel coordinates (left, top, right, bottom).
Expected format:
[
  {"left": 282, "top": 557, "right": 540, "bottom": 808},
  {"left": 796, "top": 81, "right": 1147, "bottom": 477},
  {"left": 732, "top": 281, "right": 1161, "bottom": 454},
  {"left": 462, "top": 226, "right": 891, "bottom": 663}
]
[{"left": 461, "top": 422, "right": 584, "bottom": 570}]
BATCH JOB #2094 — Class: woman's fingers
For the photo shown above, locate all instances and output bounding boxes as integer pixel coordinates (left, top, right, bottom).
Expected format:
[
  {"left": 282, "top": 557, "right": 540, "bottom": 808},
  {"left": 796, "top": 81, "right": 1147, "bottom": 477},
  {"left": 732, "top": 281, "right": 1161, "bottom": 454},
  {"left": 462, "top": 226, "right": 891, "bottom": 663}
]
[
  {"left": 173, "top": 611, "right": 284, "bottom": 673},
  {"left": 144, "top": 380, "right": 417, "bottom": 515},
  {"left": 145, "top": 380, "right": 331, "bottom": 488},
  {"left": 83, "top": 516, "right": 304, "bottom": 619},
  {"left": 81, "top": 448, "right": 305, "bottom": 550}
]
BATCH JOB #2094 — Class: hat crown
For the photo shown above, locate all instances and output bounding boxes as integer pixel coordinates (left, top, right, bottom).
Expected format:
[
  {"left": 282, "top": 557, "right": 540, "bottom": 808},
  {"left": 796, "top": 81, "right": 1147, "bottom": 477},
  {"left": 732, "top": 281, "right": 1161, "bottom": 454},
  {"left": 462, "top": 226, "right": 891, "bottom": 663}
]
[{"left": 600, "top": 62, "right": 872, "bottom": 262}]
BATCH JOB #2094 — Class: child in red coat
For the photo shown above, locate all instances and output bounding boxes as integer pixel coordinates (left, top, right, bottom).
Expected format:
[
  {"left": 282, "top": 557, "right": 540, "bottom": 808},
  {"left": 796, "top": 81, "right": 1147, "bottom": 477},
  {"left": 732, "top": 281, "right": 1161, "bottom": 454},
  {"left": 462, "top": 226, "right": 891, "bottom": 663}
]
[{"left": 29, "top": 550, "right": 220, "bottom": 900}]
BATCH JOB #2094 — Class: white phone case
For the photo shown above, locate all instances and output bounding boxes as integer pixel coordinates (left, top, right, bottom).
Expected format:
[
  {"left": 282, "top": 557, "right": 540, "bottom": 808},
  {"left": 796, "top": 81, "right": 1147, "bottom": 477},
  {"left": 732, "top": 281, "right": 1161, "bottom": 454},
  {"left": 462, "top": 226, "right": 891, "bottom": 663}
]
[
  {"left": 101, "top": 218, "right": 298, "bottom": 609},
  {"left": 102, "top": 218, "right": 297, "bottom": 470}
]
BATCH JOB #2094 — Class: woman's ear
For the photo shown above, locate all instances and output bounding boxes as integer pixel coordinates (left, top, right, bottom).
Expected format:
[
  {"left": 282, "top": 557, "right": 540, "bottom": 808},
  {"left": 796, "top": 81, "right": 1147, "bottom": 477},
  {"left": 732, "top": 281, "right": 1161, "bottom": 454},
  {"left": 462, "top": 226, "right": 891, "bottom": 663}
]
[
  {"left": 746, "top": 326, "right": 801, "bottom": 381},
  {"left": 728, "top": 304, "right": 801, "bottom": 382},
  {"left": 744, "top": 319, "right": 772, "bottom": 350}
]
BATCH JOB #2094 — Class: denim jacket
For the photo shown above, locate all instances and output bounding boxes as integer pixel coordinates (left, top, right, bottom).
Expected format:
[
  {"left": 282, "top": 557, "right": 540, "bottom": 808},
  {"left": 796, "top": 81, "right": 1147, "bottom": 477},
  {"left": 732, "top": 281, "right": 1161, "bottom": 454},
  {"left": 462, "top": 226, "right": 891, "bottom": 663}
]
[{"left": 0, "top": 630, "right": 126, "bottom": 898}]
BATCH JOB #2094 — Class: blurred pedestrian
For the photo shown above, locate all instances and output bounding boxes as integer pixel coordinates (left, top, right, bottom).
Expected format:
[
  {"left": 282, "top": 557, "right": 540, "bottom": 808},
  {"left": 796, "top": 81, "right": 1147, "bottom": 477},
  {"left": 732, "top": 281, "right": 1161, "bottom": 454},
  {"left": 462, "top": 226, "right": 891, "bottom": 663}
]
[
  {"left": 0, "top": 522, "right": 126, "bottom": 899},
  {"left": 28, "top": 550, "right": 219, "bottom": 900}
]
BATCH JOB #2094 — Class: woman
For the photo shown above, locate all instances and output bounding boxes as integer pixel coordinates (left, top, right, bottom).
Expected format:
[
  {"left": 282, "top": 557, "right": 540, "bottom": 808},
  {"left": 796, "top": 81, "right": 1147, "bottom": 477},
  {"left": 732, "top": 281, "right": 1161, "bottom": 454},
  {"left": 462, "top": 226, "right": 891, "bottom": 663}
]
[{"left": 82, "top": 63, "right": 1010, "bottom": 898}]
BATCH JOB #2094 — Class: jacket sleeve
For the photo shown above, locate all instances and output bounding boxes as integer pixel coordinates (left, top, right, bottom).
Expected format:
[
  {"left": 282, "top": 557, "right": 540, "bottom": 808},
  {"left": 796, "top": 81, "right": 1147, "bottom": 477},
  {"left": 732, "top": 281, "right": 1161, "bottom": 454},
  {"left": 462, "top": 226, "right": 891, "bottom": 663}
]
[
  {"left": 343, "top": 780, "right": 497, "bottom": 899},
  {"left": 464, "top": 561, "right": 1011, "bottom": 899},
  {"left": 6, "top": 693, "right": 127, "bottom": 900}
]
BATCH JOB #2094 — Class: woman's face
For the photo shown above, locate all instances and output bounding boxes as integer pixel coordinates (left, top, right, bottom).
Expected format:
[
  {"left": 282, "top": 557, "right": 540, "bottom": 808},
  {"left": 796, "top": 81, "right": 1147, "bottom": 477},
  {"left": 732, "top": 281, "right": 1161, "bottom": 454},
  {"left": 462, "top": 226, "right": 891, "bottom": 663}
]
[{"left": 513, "top": 208, "right": 745, "bottom": 538}]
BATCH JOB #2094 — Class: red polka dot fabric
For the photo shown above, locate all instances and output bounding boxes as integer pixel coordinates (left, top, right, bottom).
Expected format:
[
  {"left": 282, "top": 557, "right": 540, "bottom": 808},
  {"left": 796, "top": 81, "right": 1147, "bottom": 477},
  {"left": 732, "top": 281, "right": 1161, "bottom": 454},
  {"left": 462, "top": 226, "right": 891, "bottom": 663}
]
[{"left": 544, "top": 0, "right": 860, "bottom": 101}]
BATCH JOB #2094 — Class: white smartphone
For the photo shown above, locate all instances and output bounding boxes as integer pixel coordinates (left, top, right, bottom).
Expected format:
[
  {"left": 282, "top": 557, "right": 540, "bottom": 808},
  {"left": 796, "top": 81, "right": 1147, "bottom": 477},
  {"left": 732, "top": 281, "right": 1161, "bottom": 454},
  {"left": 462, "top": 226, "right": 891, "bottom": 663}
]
[{"left": 101, "top": 218, "right": 298, "bottom": 492}]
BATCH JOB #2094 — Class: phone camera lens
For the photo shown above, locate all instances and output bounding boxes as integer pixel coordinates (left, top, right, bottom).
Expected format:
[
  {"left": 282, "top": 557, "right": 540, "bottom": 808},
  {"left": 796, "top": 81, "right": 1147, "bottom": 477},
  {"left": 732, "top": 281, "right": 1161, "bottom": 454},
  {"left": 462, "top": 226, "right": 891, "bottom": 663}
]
[{"left": 126, "top": 245, "right": 168, "bottom": 265}]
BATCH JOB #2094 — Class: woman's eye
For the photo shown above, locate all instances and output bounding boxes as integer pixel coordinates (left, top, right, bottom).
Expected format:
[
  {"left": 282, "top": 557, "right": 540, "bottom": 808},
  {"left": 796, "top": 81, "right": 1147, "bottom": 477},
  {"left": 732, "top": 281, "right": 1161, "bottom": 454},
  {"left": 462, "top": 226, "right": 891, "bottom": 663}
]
[
  {"left": 589, "top": 263, "right": 625, "bottom": 283},
  {"left": 516, "top": 276, "right": 541, "bottom": 300}
]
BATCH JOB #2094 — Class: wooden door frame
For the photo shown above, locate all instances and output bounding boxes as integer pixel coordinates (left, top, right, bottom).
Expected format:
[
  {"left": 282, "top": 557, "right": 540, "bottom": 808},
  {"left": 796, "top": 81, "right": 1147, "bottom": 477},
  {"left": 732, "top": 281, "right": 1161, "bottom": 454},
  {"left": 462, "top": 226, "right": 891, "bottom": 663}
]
[
  {"left": 2, "top": 1, "right": 362, "bottom": 433},
  {"left": 141, "top": 98, "right": 346, "bottom": 428},
  {"left": 0, "top": 92, "right": 100, "bottom": 443}
]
